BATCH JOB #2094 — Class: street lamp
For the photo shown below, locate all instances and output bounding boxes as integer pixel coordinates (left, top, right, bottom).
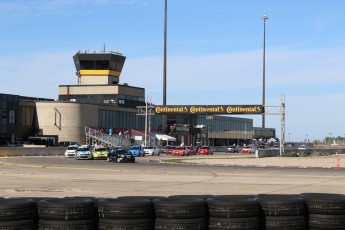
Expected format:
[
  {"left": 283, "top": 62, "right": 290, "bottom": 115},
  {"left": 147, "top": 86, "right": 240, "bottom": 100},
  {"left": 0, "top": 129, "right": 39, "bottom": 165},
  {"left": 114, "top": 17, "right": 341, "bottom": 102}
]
[
  {"left": 261, "top": 15, "right": 268, "bottom": 128},
  {"left": 163, "top": 0, "right": 167, "bottom": 106},
  {"left": 288, "top": 132, "right": 291, "bottom": 142}
]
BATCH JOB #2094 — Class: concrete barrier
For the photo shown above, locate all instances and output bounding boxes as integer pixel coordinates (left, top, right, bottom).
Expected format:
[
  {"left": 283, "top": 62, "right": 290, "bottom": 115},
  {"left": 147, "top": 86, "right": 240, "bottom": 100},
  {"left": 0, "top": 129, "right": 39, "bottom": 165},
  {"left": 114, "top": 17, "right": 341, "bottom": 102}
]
[
  {"left": 0, "top": 147, "right": 65, "bottom": 157},
  {"left": 255, "top": 149, "right": 280, "bottom": 158}
]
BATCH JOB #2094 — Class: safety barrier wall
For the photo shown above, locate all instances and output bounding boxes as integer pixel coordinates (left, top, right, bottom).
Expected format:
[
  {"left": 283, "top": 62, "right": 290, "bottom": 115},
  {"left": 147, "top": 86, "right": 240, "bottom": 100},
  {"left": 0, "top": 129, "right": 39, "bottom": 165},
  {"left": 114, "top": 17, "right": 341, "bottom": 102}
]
[
  {"left": 0, "top": 147, "right": 65, "bottom": 157},
  {"left": 0, "top": 193, "right": 344, "bottom": 229}
]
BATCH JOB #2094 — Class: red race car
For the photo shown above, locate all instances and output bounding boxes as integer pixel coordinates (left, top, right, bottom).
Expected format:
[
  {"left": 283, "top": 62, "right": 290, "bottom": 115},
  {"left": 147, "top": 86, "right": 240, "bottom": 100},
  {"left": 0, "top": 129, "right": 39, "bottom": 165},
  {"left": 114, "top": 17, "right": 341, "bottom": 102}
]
[
  {"left": 171, "top": 146, "right": 188, "bottom": 156},
  {"left": 197, "top": 146, "right": 214, "bottom": 155},
  {"left": 165, "top": 145, "right": 176, "bottom": 155}
]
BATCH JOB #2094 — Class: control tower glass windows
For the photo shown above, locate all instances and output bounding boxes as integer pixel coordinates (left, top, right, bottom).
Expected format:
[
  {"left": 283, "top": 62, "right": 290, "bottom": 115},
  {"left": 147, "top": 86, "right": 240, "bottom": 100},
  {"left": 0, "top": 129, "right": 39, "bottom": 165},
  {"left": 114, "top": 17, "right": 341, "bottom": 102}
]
[
  {"left": 95, "top": 60, "right": 109, "bottom": 70},
  {"left": 115, "top": 62, "right": 124, "bottom": 72},
  {"left": 78, "top": 60, "right": 110, "bottom": 70},
  {"left": 79, "top": 61, "right": 94, "bottom": 70}
]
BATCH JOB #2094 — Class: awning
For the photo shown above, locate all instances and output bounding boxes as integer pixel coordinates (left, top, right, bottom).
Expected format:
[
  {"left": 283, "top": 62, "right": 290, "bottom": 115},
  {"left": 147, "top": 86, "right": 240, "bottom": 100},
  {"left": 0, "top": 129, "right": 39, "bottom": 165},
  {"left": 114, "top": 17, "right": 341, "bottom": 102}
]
[{"left": 155, "top": 134, "right": 176, "bottom": 141}]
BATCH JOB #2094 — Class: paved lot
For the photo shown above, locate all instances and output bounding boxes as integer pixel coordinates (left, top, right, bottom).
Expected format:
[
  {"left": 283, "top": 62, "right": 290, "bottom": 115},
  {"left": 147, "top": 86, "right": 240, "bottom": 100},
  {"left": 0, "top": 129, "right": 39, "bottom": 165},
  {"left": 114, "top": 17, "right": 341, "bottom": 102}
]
[
  {"left": 0, "top": 153, "right": 344, "bottom": 198},
  {"left": 179, "top": 153, "right": 345, "bottom": 169}
]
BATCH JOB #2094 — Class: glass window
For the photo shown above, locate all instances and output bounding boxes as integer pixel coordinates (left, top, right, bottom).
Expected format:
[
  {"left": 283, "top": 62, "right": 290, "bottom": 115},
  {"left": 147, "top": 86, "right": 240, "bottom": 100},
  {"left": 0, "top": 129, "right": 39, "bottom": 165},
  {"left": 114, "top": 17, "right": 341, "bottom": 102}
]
[
  {"left": 9, "top": 110, "right": 15, "bottom": 124},
  {"left": 116, "top": 62, "right": 124, "bottom": 72}
]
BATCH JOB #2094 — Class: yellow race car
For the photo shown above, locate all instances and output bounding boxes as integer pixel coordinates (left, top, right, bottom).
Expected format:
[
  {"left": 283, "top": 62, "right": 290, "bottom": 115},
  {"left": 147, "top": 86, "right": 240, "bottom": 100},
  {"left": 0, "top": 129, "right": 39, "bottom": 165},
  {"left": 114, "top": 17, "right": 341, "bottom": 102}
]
[{"left": 91, "top": 146, "right": 108, "bottom": 160}]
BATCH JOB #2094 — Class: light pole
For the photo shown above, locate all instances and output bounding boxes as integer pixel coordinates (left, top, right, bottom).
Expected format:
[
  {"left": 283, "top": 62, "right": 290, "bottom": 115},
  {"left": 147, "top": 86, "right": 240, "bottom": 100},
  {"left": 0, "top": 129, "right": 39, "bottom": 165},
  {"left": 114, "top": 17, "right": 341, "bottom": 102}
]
[
  {"left": 261, "top": 15, "right": 268, "bottom": 128},
  {"left": 163, "top": 0, "right": 167, "bottom": 106},
  {"left": 329, "top": 133, "right": 332, "bottom": 145},
  {"left": 288, "top": 132, "right": 291, "bottom": 142}
]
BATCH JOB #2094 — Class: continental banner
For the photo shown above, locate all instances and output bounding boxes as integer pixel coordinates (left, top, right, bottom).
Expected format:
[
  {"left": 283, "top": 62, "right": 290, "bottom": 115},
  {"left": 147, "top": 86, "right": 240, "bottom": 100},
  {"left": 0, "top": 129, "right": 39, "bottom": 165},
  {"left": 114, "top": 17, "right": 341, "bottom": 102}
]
[{"left": 154, "top": 105, "right": 263, "bottom": 115}]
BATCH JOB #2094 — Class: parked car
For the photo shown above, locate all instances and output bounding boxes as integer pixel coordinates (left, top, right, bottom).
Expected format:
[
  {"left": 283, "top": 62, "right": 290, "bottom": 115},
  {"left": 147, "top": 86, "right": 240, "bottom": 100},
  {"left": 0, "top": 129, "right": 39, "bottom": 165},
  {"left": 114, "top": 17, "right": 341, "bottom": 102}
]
[
  {"left": 186, "top": 146, "right": 197, "bottom": 155},
  {"left": 64, "top": 145, "right": 79, "bottom": 158},
  {"left": 107, "top": 148, "right": 135, "bottom": 163},
  {"left": 171, "top": 146, "right": 188, "bottom": 156},
  {"left": 163, "top": 145, "right": 176, "bottom": 155},
  {"left": 242, "top": 146, "right": 256, "bottom": 154},
  {"left": 91, "top": 146, "right": 108, "bottom": 160},
  {"left": 197, "top": 146, "right": 214, "bottom": 155},
  {"left": 129, "top": 146, "right": 145, "bottom": 157},
  {"left": 75, "top": 145, "right": 92, "bottom": 160},
  {"left": 143, "top": 146, "right": 161, "bottom": 156},
  {"left": 225, "top": 145, "right": 240, "bottom": 153}
]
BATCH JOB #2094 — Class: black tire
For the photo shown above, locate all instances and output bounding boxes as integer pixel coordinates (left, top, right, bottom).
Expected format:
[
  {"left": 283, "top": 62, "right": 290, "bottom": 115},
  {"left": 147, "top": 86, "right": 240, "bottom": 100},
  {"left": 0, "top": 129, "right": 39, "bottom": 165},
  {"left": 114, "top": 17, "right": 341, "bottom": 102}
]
[
  {"left": 258, "top": 194, "right": 307, "bottom": 216},
  {"left": 309, "top": 214, "right": 345, "bottom": 229},
  {"left": 169, "top": 195, "right": 214, "bottom": 200},
  {"left": 153, "top": 197, "right": 207, "bottom": 219},
  {"left": 0, "top": 198, "right": 37, "bottom": 221},
  {"left": 98, "top": 218, "right": 153, "bottom": 230},
  {"left": 209, "top": 217, "right": 259, "bottom": 230},
  {"left": 0, "top": 219, "right": 36, "bottom": 230},
  {"left": 301, "top": 193, "right": 345, "bottom": 215},
  {"left": 155, "top": 218, "right": 207, "bottom": 230},
  {"left": 207, "top": 195, "right": 259, "bottom": 218},
  {"left": 116, "top": 196, "right": 166, "bottom": 201},
  {"left": 264, "top": 215, "right": 307, "bottom": 230},
  {"left": 37, "top": 198, "right": 96, "bottom": 220},
  {"left": 97, "top": 198, "right": 154, "bottom": 219},
  {"left": 38, "top": 219, "right": 95, "bottom": 230}
]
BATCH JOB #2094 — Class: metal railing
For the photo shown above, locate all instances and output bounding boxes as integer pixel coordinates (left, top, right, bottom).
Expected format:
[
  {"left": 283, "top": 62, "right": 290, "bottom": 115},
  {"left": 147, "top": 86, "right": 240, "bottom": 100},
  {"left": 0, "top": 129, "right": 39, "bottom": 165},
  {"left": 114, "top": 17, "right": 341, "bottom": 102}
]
[
  {"left": 130, "top": 129, "right": 157, "bottom": 146},
  {"left": 85, "top": 127, "right": 131, "bottom": 148}
]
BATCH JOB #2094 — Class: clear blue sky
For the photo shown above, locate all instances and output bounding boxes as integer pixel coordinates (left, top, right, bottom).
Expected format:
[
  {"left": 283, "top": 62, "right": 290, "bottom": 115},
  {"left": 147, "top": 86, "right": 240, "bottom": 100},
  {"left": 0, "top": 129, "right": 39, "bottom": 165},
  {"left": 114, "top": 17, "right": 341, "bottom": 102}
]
[{"left": 1, "top": 0, "right": 345, "bottom": 142}]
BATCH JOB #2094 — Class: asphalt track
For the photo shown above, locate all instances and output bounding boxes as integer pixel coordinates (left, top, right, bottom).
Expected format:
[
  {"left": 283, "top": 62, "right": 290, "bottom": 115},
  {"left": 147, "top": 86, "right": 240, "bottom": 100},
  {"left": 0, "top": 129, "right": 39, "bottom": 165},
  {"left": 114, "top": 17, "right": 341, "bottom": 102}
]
[{"left": 0, "top": 153, "right": 344, "bottom": 198}]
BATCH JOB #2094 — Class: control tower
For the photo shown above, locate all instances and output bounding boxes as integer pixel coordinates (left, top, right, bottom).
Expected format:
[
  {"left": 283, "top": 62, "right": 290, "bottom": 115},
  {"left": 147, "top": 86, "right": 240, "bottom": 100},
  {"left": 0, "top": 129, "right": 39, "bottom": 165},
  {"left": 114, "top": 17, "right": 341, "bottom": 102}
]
[
  {"left": 73, "top": 51, "right": 126, "bottom": 85},
  {"left": 58, "top": 50, "right": 145, "bottom": 108}
]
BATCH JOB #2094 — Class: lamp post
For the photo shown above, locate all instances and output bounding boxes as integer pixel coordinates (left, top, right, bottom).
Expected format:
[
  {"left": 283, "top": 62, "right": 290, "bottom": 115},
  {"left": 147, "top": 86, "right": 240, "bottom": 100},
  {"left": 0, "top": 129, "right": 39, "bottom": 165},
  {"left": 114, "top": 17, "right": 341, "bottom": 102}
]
[
  {"left": 261, "top": 15, "right": 268, "bottom": 128},
  {"left": 329, "top": 132, "right": 332, "bottom": 145},
  {"left": 288, "top": 132, "right": 291, "bottom": 142},
  {"left": 163, "top": 0, "right": 167, "bottom": 106}
]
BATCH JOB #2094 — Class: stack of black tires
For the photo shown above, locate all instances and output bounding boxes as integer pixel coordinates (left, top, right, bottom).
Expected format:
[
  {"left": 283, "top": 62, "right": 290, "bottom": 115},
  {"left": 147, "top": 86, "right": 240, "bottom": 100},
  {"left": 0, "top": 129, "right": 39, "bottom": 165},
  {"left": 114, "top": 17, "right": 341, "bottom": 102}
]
[
  {"left": 0, "top": 198, "right": 37, "bottom": 229},
  {"left": 153, "top": 196, "right": 208, "bottom": 229},
  {"left": 258, "top": 194, "right": 307, "bottom": 229},
  {"left": 1, "top": 193, "right": 345, "bottom": 229},
  {"left": 37, "top": 197, "right": 97, "bottom": 229},
  {"left": 302, "top": 193, "right": 345, "bottom": 229},
  {"left": 97, "top": 197, "right": 155, "bottom": 230},
  {"left": 207, "top": 195, "right": 260, "bottom": 229}
]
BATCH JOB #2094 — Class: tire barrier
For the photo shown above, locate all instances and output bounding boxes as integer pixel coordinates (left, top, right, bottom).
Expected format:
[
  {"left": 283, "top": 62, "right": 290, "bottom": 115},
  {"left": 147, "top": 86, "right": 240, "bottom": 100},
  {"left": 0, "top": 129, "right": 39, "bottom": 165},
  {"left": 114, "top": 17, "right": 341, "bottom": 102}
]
[
  {"left": 37, "top": 197, "right": 97, "bottom": 229},
  {"left": 0, "top": 193, "right": 344, "bottom": 230},
  {"left": 97, "top": 197, "right": 154, "bottom": 229},
  {"left": 0, "top": 198, "right": 37, "bottom": 229},
  {"left": 258, "top": 194, "right": 307, "bottom": 230},
  {"left": 301, "top": 193, "right": 345, "bottom": 229},
  {"left": 153, "top": 197, "right": 208, "bottom": 229},
  {"left": 207, "top": 195, "right": 260, "bottom": 230}
]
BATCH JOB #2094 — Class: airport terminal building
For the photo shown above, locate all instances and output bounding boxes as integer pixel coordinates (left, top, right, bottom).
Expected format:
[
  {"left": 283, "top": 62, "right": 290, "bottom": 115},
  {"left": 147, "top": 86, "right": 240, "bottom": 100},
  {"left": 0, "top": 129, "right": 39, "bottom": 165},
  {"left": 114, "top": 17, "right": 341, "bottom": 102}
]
[{"left": 0, "top": 51, "right": 275, "bottom": 146}]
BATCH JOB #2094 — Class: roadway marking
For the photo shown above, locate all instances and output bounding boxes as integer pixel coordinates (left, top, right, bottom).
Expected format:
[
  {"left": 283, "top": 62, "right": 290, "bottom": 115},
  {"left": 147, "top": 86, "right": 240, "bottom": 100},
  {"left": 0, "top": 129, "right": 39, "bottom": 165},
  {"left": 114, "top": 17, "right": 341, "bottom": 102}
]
[{"left": 0, "top": 161, "right": 344, "bottom": 180}]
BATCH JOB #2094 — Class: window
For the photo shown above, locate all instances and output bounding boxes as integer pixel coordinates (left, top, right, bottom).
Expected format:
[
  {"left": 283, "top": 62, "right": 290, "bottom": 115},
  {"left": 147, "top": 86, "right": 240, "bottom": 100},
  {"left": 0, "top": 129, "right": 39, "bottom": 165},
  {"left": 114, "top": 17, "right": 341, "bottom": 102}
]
[{"left": 9, "top": 110, "right": 15, "bottom": 124}]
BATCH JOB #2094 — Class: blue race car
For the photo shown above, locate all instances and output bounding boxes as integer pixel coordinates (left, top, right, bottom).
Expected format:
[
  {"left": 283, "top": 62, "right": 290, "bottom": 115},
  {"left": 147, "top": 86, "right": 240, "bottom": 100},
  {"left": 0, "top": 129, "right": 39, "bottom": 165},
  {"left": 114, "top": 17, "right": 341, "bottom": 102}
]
[{"left": 128, "top": 146, "right": 145, "bottom": 157}]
